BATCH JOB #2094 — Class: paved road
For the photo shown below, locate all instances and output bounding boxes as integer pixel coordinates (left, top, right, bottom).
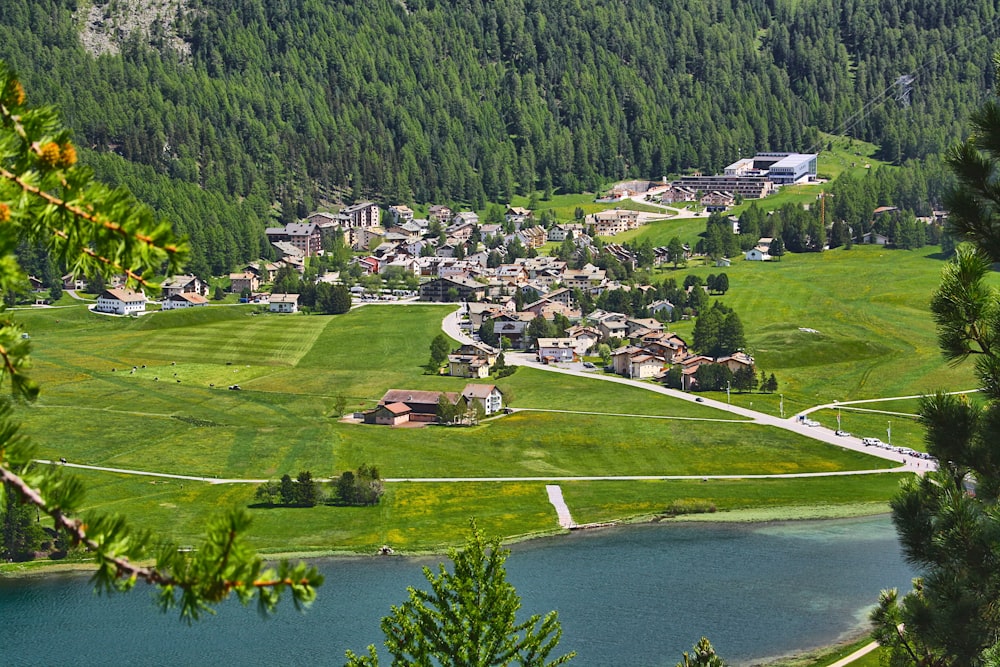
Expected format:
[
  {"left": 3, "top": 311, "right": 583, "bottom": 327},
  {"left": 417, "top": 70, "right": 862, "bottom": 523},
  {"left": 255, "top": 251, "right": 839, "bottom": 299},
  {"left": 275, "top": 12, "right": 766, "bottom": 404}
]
[{"left": 500, "top": 352, "right": 926, "bottom": 472}]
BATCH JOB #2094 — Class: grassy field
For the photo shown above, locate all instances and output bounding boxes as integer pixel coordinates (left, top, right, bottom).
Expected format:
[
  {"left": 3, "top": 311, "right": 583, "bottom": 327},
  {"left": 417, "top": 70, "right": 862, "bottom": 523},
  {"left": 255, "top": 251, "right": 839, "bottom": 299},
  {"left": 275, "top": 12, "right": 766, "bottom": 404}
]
[{"left": 5, "top": 300, "right": 912, "bottom": 556}]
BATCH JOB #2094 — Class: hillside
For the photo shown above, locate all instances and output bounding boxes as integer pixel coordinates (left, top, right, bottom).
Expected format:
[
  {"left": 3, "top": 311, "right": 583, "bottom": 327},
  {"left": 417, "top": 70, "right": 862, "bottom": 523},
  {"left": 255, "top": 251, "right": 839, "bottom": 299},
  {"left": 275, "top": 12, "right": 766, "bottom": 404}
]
[{"left": 0, "top": 0, "right": 996, "bottom": 273}]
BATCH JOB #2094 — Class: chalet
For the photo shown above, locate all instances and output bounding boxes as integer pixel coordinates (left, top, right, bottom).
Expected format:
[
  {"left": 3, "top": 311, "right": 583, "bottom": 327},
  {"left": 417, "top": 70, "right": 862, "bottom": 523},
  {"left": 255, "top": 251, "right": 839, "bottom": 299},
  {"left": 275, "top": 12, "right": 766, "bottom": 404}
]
[
  {"left": 448, "top": 352, "right": 491, "bottom": 379},
  {"left": 492, "top": 311, "right": 535, "bottom": 348},
  {"left": 161, "top": 292, "right": 209, "bottom": 310},
  {"left": 428, "top": 205, "right": 453, "bottom": 224},
  {"left": 626, "top": 317, "right": 664, "bottom": 339},
  {"left": 610, "top": 346, "right": 665, "bottom": 379},
  {"left": 268, "top": 293, "right": 299, "bottom": 313},
  {"left": 160, "top": 275, "right": 208, "bottom": 299},
  {"left": 27, "top": 276, "right": 44, "bottom": 291},
  {"left": 388, "top": 205, "right": 414, "bottom": 225},
  {"left": 452, "top": 211, "right": 480, "bottom": 227},
  {"left": 519, "top": 225, "right": 548, "bottom": 249},
  {"left": 95, "top": 288, "right": 147, "bottom": 315},
  {"left": 565, "top": 325, "right": 601, "bottom": 354},
  {"left": 746, "top": 237, "right": 772, "bottom": 261},
  {"left": 717, "top": 351, "right": 754, "bottom": 373},
  {"left": 505, "top": 206, "right": 533, "bottom": 228},
  {"left": 229, "top": 272, "right": 260, "bottom": 294},
  {"left": 462, "top": 384, "right": 504, "bottom": 415},
  {"left": 648, "top": 299, "right": 675, "bottom": 319}
]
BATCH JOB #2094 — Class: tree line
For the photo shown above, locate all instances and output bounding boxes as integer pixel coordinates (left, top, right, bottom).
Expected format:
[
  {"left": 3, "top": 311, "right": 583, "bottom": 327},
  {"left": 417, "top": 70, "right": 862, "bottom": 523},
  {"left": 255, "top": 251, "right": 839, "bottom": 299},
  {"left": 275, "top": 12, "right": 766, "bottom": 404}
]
[{"left": 0, "top": 0, "right": 996, "bottom": 275}]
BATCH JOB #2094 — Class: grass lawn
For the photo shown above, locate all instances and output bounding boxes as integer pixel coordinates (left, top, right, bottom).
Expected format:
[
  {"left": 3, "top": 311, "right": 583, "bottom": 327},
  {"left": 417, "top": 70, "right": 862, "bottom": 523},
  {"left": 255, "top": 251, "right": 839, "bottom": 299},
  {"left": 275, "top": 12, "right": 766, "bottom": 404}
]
[{"left": 10, "top": 301, "right": 911, "bottom": 554}]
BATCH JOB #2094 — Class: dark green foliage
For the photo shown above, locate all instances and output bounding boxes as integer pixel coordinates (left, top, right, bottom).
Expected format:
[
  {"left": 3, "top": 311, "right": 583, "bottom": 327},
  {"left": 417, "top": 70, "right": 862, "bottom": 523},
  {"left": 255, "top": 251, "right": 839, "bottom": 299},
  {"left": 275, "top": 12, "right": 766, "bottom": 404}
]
[
  {"left": 692, "top": 303, "right": 746, "bottom": 358},
  {"left": 333, "top": 465, "right": 383, "bottom": 506},
  {"left": 693, "top": 363, "right": 733, "bottom": 392},
  {"left": 0, "top": 0, "right": 993, "bottom": 276},
  {"left": 429, "top": 333, "right": 450, "bottom": 369},
  {"left": 1, "top": 479, "right": 44, "bottom": 560},
  {"left": 676, "top": 637, "right": 727, "bottom": 667},
  {"left": 345, "top": 521, "right": 574, "bottom": 666}
]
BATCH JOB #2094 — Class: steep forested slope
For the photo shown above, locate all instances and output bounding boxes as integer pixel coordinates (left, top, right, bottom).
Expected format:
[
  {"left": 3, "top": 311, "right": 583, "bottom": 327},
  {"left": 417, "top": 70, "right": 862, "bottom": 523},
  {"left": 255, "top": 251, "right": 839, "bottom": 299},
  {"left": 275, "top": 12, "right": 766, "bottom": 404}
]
[{"left": 0, "top": 0, "right": 995, "bottom": 274}]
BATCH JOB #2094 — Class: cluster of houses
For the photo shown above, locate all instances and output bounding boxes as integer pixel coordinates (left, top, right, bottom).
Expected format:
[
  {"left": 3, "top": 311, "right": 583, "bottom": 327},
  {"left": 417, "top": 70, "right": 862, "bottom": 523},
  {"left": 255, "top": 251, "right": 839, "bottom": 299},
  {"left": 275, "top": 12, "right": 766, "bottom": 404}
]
[
  {"left": 363, "top": 383, "right": 504, "bottom": 426},
  {"left": 87, "top": 272, "right": 301, "bottom": 316}
]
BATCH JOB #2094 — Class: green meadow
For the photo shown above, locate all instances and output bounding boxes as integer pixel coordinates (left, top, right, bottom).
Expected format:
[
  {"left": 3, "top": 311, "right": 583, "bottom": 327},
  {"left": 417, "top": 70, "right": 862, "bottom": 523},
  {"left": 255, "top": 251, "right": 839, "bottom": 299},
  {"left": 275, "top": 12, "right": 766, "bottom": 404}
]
[{"left": 8, "top": 266, "right": 951, "bottom": 554}]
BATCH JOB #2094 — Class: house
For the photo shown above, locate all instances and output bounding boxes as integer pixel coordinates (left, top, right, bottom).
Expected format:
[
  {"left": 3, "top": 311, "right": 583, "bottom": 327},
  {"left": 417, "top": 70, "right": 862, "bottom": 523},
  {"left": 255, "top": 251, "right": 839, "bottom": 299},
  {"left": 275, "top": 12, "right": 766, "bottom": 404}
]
[
  {"left": 717, "top": 351, "right": 754, "bottom": 373},
  {"left": 268, "top": 293, "right": 299, "bottom": 313},
  {"left": 492, "top": 311, "right": 535, "bottom": 348},
  {"left": 715, "top": 257, "right": 732, "bottom": 267},
  {"left": 62, "top": 273, "right": 88, "bottom": 291},
  {"left": 745, "top": 238, "right": 772, "bottom": 261},
  {"left": 428, "top": 205, "right": 453, "bottom": 224},
  {"left": 160, "top": 274, "right": 208, "bottom": 298},
  {"left": 505, "top": 206, "right": 533, "bottom": 228},
  {"left": 95, "top": 288, "right": 147, "bottom": 315},
  {"left": 626, "top": 317, "right": 664, "bottom": 338},
  {"left": 372, "top": 402, "right": 412, "bottom": 426},
  {"left": 350, "top": 227, "right": 385, "bottom": 251},
  {"left": 862, "top": 231, "right": 890, "bottom": 245},
  {"left": 462, "top": 383, "right": 504, "bottom": 415},
  {"left": 388, "top": 205, "right": 414, "bottom": 225},
  {"left": 448, "top": 352, "right": 491, "bottom": 379},
  {"left": 452, "top": 211, "right": 480, "bottom": 227},
  {"left": 27, "top": 276, "right": 44, "bottom": 292},
  {"left": 648, "top": 300, "right": 675, "bottom": 319},
  {"left": 536, "top": 338, "right": 578, "bottom": 363},
  {"left": 161, "top": 292, "right": 209, "bottom": 310},
  {"left": 565, "top": 325, "right": 601, "bottom": 355},
  {"left": 610, "top": 346, "right": 664, "bottom": 378},
  {"left": 229, "top": 271, "right": 260, "bottom": 294}
]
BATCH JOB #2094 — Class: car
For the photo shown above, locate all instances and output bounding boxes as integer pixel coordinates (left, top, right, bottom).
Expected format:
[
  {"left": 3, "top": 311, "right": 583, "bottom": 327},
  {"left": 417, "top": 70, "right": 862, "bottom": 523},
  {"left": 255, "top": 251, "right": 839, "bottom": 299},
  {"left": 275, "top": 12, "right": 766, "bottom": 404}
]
[
  {"left": 583, "top": 361, "right": 595, "bottom": 369},
  {"left": 695, "top": 397, "right": 705, "bottom": 403},
  {"left": 835, "top": 430, "right": 851, "bottom": 437}
]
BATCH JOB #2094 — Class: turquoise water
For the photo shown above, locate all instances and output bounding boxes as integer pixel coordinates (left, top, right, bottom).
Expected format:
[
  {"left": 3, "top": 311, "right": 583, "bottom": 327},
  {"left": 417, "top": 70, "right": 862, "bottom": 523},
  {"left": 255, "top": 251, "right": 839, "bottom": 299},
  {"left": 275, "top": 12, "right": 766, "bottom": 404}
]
[{"left": 0, "top": 516, "right": 915, "bottom": 666}]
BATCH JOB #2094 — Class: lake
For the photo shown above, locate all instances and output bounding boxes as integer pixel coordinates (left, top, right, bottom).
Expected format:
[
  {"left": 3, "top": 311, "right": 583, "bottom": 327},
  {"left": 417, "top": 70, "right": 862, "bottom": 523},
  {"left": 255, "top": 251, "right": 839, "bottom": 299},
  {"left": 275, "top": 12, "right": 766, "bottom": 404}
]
[{"left": 0, "top": 515, "right": 915, "bottom": 666}]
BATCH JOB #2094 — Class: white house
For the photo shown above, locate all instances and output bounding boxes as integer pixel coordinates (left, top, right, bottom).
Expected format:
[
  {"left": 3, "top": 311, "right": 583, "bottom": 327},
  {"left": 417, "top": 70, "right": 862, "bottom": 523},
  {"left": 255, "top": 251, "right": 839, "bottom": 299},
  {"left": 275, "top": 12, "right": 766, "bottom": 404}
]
[
  {"left": 745, "top": 247, "right": 770, "bottom": 261},
  {"left": 461, "top": 383, "right": 504, "bottom": 415},
  {"left": 95, "top": 288, "right": 147, "bottom": 315},
  {"left": 269, "top": 293, "right": 300, "bottom": 313},
  {"left": 536, "top": 338, "right": 577, "bottom": 363},
  {"left": 161, "top": 292, "right": 209, "bottom": 310}
]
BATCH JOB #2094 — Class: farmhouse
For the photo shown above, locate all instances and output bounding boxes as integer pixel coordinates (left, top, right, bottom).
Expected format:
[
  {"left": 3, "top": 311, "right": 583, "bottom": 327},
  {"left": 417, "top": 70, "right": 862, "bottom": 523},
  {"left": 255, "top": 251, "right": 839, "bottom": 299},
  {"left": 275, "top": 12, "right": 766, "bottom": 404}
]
[
  {"left": 372, "top": 402, "right": 412, "bottom": 426},
  {"left": 95, "top": 288, "right": 147, "bottom": 315},
  {"left": 160, "top": 274, "right": 208, "bottom": 298},
  {"left": 268, "top": 293, "right": 299, "bottom": 313},
  {"left": 365, "top": 389, "right": 462, "bottom": 425},
  {"left": 161, "top": 292, "right": 209, "bottom": 310}
]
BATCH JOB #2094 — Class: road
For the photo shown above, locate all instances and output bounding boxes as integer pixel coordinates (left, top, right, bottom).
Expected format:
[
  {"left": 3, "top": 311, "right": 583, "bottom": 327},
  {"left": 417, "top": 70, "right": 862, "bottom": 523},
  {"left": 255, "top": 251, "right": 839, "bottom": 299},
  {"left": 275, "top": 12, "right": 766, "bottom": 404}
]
[{"left": 500, "top": 349, "right": 926, "bottom": 472}]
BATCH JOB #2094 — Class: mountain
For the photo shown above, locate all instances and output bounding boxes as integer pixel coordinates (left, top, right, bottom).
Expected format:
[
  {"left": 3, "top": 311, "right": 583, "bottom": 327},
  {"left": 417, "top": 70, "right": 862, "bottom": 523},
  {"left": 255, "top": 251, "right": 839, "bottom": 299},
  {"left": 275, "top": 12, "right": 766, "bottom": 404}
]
[{"left": 0, "top": 0, "right": 996, "bottom": 274}]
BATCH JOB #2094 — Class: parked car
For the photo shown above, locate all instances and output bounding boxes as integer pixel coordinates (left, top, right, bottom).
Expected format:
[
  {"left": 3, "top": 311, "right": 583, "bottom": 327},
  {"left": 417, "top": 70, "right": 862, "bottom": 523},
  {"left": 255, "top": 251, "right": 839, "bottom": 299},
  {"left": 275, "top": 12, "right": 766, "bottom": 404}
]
[
  {"left": 835, "top": 430, "right": 851, "bottom": 437},
  {"left": 695, "top": 397, "right": 705, "bottom": 403},
  {"left": 583, "top": 361, "right": 595, "bottom": 369}
]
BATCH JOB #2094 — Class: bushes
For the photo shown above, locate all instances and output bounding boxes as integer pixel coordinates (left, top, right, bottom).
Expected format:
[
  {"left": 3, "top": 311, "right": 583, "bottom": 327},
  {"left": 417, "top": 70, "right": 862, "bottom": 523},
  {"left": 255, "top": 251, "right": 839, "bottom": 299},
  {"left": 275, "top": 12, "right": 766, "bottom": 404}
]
[{"left": 253, "top": 465, "right": 384, "bottom": 508}]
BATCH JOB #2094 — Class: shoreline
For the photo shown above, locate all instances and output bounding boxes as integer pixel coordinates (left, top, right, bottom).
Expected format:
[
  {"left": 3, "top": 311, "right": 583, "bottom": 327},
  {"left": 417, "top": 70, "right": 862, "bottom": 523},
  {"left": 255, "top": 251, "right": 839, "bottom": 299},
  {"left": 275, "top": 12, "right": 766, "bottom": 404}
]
[{"left": 0, "top": 501, "right": 893, "bottom": 580}]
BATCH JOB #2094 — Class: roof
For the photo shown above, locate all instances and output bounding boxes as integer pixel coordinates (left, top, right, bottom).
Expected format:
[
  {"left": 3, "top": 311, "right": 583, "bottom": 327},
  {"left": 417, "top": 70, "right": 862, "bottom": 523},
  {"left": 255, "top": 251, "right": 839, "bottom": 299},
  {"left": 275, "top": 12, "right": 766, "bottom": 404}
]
[
  {"left": 160, "top": 275, "right": 198, "bottom": 289},
  {"left": 269, "top": 293, "right": 300, "bottom": 304},
  {"left": 536, "top": 338, "right": 576, "bottom": 349},
  {"left": 100, "top": 288, "right": 145, "bottom": 302},
  {"left": 381, "top": 389, "right": 457, "bottom": 406},
  {"left": 381, "top": 402, "right": 412, "bottom": 416},
  {"left": 462, "top": 383, "right": 500, "bottom": 399},
  {"left": 167, "top": 292, "right": 208, "bottom": 304}
]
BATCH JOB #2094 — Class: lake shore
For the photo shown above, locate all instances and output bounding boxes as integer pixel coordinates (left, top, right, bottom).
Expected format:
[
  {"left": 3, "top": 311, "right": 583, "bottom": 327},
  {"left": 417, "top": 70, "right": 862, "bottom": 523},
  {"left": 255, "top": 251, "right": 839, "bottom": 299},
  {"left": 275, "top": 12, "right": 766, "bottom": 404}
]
[{"left": 0, "top": 500, "right": 893, "bottom": 580}]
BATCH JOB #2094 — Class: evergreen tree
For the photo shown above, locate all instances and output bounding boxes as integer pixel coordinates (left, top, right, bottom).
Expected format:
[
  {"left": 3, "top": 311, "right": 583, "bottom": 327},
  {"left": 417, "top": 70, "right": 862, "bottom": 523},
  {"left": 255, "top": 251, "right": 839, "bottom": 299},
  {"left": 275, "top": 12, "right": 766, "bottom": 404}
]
[{"left": 345, "top": 522, "right": 574, "bottom": 666}]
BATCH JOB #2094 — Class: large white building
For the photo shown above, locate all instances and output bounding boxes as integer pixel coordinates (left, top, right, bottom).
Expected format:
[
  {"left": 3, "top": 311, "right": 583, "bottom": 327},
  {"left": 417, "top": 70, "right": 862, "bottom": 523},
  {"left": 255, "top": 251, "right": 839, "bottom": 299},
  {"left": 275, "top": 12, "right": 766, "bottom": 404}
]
[{"left": 95, "top": 288, "right": 147, "bottom": 315}]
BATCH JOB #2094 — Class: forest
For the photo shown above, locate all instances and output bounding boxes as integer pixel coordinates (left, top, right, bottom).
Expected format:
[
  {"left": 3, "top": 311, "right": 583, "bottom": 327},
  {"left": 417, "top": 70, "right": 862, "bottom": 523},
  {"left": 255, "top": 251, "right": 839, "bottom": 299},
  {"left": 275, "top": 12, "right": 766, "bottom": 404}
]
[{"left": 0, "top": 0, "right": 995, "bottom": 274}]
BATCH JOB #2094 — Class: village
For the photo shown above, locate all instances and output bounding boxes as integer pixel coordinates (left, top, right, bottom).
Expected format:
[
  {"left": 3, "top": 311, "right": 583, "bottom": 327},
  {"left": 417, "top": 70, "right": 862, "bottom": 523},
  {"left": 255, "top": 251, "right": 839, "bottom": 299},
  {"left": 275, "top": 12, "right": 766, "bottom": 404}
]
[{"left": 51, "top": 153, "right": 829, "bottom": 424}]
